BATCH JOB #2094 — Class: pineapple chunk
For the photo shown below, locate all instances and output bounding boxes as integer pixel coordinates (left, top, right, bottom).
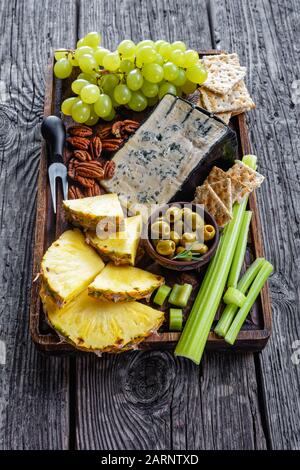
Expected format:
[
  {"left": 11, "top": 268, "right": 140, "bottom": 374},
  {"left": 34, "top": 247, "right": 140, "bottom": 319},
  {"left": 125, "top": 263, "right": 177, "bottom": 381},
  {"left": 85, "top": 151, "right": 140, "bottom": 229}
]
[
  {"left": 41, "top": 229, "right": 104, "bottom": 306},
  {"left": 63, "top": 193, "right": 124, "bottom": 230},
  {"left": 40, "top": 286, "right": 164, "bottom": 352},
  {"left": 88, "top": 262, "right": 164, "bottom": 302},
  {"left": 86, "top": 215, "right": 142, "bottom": 265}
]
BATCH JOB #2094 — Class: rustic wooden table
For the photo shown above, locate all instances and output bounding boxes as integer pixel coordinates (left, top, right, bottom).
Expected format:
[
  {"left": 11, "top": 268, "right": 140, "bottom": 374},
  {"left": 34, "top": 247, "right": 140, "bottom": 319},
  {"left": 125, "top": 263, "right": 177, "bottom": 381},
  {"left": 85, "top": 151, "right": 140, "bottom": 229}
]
[{"left": 0, "top": 0, "right": 299, "bottom": 450}]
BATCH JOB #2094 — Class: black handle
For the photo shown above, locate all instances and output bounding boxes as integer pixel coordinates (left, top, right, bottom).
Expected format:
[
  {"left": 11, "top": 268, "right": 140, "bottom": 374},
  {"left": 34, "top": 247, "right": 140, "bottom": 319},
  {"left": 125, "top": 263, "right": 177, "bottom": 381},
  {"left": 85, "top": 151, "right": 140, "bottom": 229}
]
[{"left": 41, "top": 115, "right": 66, "bottom": 164}]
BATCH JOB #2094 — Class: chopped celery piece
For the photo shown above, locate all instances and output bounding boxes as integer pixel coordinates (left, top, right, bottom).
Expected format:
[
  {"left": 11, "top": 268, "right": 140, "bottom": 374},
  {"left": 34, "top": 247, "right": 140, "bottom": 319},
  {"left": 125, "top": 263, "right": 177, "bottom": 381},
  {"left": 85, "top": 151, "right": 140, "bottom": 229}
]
[
  {"left": 169, "top": 284, "right": 192, "bottom": 307},
  {"left": 225, "top": 261, "right": 273, "bottom": 345},
  {"left": 169, "top": 309, "right": 183, "bottom": 331},
  {"left": 215, "top": 258, "right": 265, "bottom": 337},
  {"left": 223, "top": 287, "right": 246, "bottom": 307},
  {"left": 227, "top": 211, "right": 252, "bottom": 288},
  {"left": 153, "top": 284, "right": 171, "bottom": 306},
  {"left": 168, "top": 284, "right": 181, "bottom": 306},
  {"left": 241, "top": 154, "right": 257, "bottom": 170}
]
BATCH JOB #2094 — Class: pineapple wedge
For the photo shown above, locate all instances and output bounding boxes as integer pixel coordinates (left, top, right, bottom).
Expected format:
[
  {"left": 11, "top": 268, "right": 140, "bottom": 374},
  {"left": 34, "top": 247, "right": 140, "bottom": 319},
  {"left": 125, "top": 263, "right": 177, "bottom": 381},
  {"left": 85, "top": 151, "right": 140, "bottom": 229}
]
[
  {"left": 88, "top": 262, "right": 164, "bottom": 302},
  {"left": 40, "top": 286, "right": 164, "bottom": 352},
  {"left": 86, "top": 215, "right": 142, "bottom": 266},
  {"left": 63, "top": 193, "right": 124, "bottom": 230},
  {"left": 41, "top": 229, "right": 105, "bottom": 306}
]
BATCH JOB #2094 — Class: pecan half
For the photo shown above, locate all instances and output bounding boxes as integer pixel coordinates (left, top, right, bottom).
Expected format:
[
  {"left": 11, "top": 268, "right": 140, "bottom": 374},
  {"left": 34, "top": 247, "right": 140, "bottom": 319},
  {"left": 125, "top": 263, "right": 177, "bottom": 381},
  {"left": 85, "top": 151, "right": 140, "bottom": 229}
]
[
  {"left": 102, "top": 138, "right": 124, "bottom": 152},
  {"left": 84, "top": 182, "right": 105, "bottom": 197},
  {"left": 73, "top": 150, "right": 92, "bottom": 162},
  {"left": 67, "top": 136, "right": 90, "bottom": 150},
  {"left": 89, "top": 136, "right": 102, "bottom": 159},
  {"left": 68, "top": 185, "right": 85, "bottom": 199},
  {"left": 112, "top": 120, "right": 139, "bottom": 138},
  {"left": 76, "top": 161, "right": 105, "bottom": 179},
  {"left": 74, "top": 175, "right": 95, "bottom": 188},
  {"left": 68, "top": 125, "right": 93, "bottom": 137},
  {"left": 103, "top": 160, "right": 116, "bottom": 179},
  {"left": 96, "top": 124, "right": 112, "bottom": 139}
]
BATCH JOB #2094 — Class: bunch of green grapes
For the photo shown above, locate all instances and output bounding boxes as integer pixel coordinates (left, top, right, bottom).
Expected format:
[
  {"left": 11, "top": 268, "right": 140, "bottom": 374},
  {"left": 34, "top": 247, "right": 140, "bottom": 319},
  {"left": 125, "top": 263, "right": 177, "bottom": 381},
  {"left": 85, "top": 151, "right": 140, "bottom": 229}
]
[{"left": 55, "top": 32, "right": 208, "bottom": 124}]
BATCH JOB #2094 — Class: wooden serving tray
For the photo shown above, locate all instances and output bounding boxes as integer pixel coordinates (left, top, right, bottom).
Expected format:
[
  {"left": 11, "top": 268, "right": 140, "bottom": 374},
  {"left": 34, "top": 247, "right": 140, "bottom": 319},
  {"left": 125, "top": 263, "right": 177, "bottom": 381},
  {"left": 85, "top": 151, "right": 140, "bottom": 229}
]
[{"left": 30, "top": 51, "right": 272, "bottom": 354}]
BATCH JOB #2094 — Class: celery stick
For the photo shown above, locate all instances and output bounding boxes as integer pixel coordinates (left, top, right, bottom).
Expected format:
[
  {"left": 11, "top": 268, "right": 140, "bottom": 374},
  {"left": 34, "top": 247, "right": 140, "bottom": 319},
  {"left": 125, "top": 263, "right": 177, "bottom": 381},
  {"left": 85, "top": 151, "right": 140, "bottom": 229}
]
[
  {"left": 168, "top": 284, "right": 181, "bottom": 306},
  {"left": 225, "top": 261, "right": 273, "bottom": 345},
  {"left": 176, "top": 284, "right": 193, "bottom": 308},
  {"left": 175, "top": 155, "right": 257, "bottom": 364},
  {"left": 227, "top": 211, "right": 252, "bottom": 288},
  {"left": 153, "top": 285, "right": 171, "bottom": 306},
  {"left": 175, "top": 201, "right": 246, "bottom": 363},
  {"left": 214, "top": 258, "right": 265, "bottom": 337},
  {"left": 223, "top": 287, "right": 246, "bottom": 307},
  {"left": 242, "top": 154, "right": 257, "bottom": 170},
  {"left": 169, "top": 309, "right": 183, "bottom": 331}
]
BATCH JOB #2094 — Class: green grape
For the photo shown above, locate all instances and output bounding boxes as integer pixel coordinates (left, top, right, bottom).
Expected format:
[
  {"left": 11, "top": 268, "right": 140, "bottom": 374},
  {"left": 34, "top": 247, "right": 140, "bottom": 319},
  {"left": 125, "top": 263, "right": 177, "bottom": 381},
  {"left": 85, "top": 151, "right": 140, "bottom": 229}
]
[
  {"left": 137, "top": 40, "right": 155, "bottom": 49},
  {"left": 107, "top": 92, "right": 119, "bottom": 109},
  {"left": 114, "top": 84, "right": 132, "bottom": 104},
  {"left": 163, "top": 62, "right": 179, "bottom": 81},
  {"left": 117, "top": 39, "right": 136, "bottom": 58},
  {"left": 126, "top": 69, "right": 143, "bottom": 91},
  {"left": 147, "top": 95, "right": 159, "bottom": 106},
  {"left": 142, "top": 63, "right": 164, "bottom": 83},
  {"left": 80, "top": 84, "right": 100, "bottom": 104},
  {"left": 94, "top": 47, "right": 110, "bottom": 66},
  {"left": 158, "top": 82, "right": 176, "bottom": 100},
  {"left": 76, "top": 38, "right": 85, "bottom": 48},
  {"left": 171, "top": 41, "right": 186, "bottom": 52},
  {"left": 54, "top": 49, "right": 68, "bottom": 60},
  {"left": 94, "top": 94, "right": 113, "bottom": 117},
  {"left": 61, "top": 97, "right": 79, "bottom": 115},
  {"left": 158, "top": 42, "right": 172, "bottom": 60},
  {"left": 141, "top": 80, "right": 159, "bottom": 97},
  {"left": 155, "top": 53, "right": 164, "bottom": 66},
  {"left": 186, "top": 64, "right": 208, "bottom": 84},
  {"left": 136, "top": 46, "right": 157, "bottom": 64},
  {"left": 84, "top": 110, "right": 99, "bottom": 126},
  {"left": 68, "top": 53, "right": 78, "bottom": 67},
  {"left": 183, "top": 49, "right": 199, "bottom": 67},
  {"left": 119, "top": 59, "right": 135, "bottom": 73},
  {"left": 84, "top": 31, "right": 101, "bottom": 48},
  {"left": 136, "top": 58, "right": 144, "bottom": 68},
  {"left": 170, "top": 49, "right": 185, "bottom": 67},
  {"left": 54, "top": 59, "right": 72, "bottom": 79},
  {"left": 71, "top": 100, "right": 91, "bottom": 123},
  {"left": 181, "top": 79, "right": 197, "bottom": 94},
  {"left": 75, "top": 46, "right": 94, "bottom": 61},
  {"left": 102, "top": 108, "right": 116, "bottom": 121},
  {"left": 77, "top": 73, "right": 97, "bottom": 84},
  {"left": 78, "top": 54, "right": 97, "bottom": 74},
  {"left": 71, "top": 79, "right": 89, "bottom": 94},
  {"left": 101, "top": 74, "right": 119, "bottom": 94},
  {"left": 103, "top": 51, "right": 121, "bottom": 71},
  {"left": 155, "top": 40, "right": 166, "bottom": 50},
  {"left": 128, "top": 91, "right": 148, "bottom": 111},
  {"left": 171, "top": 68, "right": 186, "bottom": 86}
]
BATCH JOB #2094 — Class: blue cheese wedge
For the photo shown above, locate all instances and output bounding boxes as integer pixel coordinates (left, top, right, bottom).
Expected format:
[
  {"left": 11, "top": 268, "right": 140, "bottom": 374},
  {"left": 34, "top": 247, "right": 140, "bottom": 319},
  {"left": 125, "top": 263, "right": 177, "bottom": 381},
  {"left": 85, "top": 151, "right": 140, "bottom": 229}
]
[{"left": 101, "top": 94, "right": 237, "bottom": 211}]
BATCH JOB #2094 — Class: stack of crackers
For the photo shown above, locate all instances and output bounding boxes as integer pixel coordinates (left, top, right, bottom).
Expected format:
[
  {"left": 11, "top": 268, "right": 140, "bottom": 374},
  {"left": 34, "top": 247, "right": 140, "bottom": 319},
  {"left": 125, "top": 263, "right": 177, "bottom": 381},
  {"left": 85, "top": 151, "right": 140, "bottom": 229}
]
[
  {"left": 194, "top": 162, "right": 265, "bottom": 227},
  {"left": 198, "top": 53, "right": 255, "bottom": 124}
]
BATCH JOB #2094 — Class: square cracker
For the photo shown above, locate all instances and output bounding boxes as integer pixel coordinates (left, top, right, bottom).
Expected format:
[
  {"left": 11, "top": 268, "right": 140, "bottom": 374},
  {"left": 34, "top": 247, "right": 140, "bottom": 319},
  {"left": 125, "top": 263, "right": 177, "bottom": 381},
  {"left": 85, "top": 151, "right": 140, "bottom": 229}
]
[
  {"left": 215, "top": 112, "right": 231, "bottom": 124},
  {"left": 205, "top": 166, "right": 228, "bottom": 184},
  {"left": 200, "top": 80, "right": 256, "bottom": 114},
  {"left": 206, "top": 165, "right": 251, "bottom": 203},
  {"left": 194, "top": 183, "right": 232, "bottom": 227},
  {"left": 210, "top": 178, "right": 232, "bottom": 215},
  {"left": 228, "top": 161, "right": 265, "bottom": 191},
  {"left": 203, "top": 63, "right": 247, "bottom": 95},
  {"left": 201, "top": 53, "right": 240, "bottom": 67}
]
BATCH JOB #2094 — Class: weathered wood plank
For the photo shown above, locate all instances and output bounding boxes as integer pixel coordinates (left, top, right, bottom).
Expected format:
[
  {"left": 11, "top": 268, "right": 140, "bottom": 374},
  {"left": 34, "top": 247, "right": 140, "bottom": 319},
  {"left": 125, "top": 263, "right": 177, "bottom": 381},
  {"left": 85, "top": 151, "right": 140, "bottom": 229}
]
[
  {"left": 214, "top": 0, "right": 300, "bottom": 450},
  {"left": 0, "top": 0, "right": 77, "bottom": 449},
  {"left": 75, "top": 0, "right": 266, "bottom": 450}
]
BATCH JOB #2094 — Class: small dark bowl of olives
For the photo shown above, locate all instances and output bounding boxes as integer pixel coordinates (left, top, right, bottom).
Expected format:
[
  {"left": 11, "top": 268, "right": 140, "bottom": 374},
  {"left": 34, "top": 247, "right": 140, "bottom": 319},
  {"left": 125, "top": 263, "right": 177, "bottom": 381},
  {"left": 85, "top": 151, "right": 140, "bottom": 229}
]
[{"left": 143, "top": 202, "right": 219, "bottom": 271}]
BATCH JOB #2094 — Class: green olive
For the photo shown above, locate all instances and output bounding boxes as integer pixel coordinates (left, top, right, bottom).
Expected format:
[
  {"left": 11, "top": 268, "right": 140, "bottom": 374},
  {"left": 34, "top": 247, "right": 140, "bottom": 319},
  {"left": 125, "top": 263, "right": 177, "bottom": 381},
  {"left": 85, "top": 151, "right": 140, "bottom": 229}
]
[
  {"left": 165, "top": 206, "right": 182, "bottom": 223},
  {"left": 156, "top": 240, "right": 176, "bottom": 256},
  {"left": 181, "top": 232, "right": 197, "bottom": 246},
  {"left": 181, "top": 207, "right": 193, "bottom": 222},
  {"left": 204, "top": 224, "right": 216, "bottom": 241},
  {"left": 191, "top": 242, "right": 208, "bottom": 255},
  {"left": 170, "top": 230, "right": 180, "bottom": 245},
  {"left": 175, "top": 246, "right": 186, "bottom": 255},
  {"left": 151, "top": 220, "right": 171, "bottom": 238},
  {"left": 186, "top": 212, "right": 204, "bottom": 231}
]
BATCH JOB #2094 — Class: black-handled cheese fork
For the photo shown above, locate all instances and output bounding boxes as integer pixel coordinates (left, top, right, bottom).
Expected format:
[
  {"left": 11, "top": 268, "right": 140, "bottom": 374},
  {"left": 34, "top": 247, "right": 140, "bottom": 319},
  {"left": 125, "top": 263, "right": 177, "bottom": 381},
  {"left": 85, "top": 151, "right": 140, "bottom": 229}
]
[{"left": 41, "top": 116, "right": 68, "bottom": 213}]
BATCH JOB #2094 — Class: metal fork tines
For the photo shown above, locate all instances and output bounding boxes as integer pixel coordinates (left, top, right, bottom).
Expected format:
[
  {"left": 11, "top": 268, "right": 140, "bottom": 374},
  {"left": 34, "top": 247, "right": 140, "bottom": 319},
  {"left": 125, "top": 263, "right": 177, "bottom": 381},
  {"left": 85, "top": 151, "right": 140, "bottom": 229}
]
[{"left": 48, "top": 163, "right": 68, "bottom": 214}]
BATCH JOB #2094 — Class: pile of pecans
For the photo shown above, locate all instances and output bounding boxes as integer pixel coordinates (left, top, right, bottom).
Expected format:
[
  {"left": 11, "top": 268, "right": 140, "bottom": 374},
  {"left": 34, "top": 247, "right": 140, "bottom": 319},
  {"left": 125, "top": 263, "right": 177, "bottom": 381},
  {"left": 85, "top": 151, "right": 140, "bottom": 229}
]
[{"left": 66, "top": 120, "right": 139, "bottom": 199}]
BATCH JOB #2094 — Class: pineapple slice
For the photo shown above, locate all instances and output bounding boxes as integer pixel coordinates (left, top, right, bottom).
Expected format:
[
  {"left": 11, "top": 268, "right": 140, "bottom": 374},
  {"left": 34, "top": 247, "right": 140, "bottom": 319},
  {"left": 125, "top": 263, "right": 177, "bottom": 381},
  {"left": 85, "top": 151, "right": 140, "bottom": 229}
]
[
  {"left": 63, "top": 193, "right": 124, "bottom": 230},
  {"left": 41, "top": 229, "right": 105, "bottom": 306},
  {"left": 86, "top": 215, "right": 142, "bottom": 266},
  {"left": 88, "top": 262, "right": 164, "bottom": 302},
  {"left": 40, "top": 286, "right": 164, "bottom": 352}
]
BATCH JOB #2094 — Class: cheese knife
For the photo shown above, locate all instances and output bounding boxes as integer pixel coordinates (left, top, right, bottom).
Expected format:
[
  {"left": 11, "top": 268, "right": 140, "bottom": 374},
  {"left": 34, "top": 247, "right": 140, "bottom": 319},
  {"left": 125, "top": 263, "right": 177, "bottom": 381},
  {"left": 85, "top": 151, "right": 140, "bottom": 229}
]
[{"left": 41, "top": 115, "right": 68, "bottom": 213}]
